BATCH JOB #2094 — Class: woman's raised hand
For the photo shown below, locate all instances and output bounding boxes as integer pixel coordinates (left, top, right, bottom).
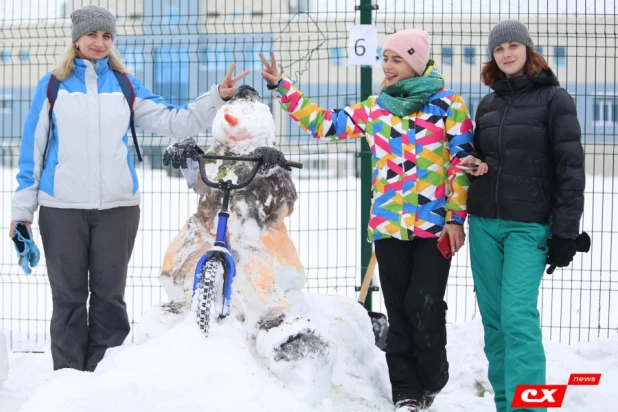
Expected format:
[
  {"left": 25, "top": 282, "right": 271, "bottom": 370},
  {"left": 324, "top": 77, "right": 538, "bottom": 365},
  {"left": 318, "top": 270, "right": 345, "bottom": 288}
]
[
  {"left": 259, "top": 52, "right": 282, "bottom": 88},
  {"left": 218, "top": 63, "right": 251, "bottom": 100}
]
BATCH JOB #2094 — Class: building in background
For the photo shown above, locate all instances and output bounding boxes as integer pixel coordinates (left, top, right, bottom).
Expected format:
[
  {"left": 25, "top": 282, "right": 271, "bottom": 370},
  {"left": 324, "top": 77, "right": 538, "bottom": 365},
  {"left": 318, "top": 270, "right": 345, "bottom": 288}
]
[{"left": 1, "top": 1, "right": 616, "bottom": 173}]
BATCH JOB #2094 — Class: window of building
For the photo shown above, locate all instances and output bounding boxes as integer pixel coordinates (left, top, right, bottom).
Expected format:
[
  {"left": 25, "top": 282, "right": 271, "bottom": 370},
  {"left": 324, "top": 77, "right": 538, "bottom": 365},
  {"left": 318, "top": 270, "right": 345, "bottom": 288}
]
[
  {"left": 554, "top": 46, "right": 566, "bottom": 67},
  {"left": 330, "top": 47, "right": 344, "bottom": 67},
  {"left": 245, "top": 42, "right": 272, "bottom": 69},
  {"left": 0, "top": 94, "right": 12, "bottom": 114},
  {"left": 20, "top": 50, "right": 29, "bottom": 63},
  {"left": 442, "top": 46, "right": 453, "bottom": 66},
  {"left": 154, "top": 46, "right": 190, "bottom": 106},
  {"left": 119, "top": 48, "right": 145, "bottom": 77},
  {"left": 467, "top": 96, "right": 481, "bottom": 120},
  {"left": 376, "top": 46, "right": 383, "bottom": 66},
  {"left": 1, "top": 50, "right": 10, "bottom": 63},
  {"left": 168, "top": 9, "right": 180, "bottom": 25},
  {"left": 289, "top": 0, "right": 310, "bottom": 13},
  {"left": 59, "top": 1, "right": 67, "bottom": 18},
  {"left": 201, "top": 44, "right": 232, "bottom": 70},
  {"left": 535, "top": 46, "right": 544, "bottom": 55},
  {"left": 310, "top": 157, "right": 329, "bottom": 170},
  {"left": 464, "top": 47, "right": 475, "bottom": 65},
  {"left": 593, "top": 98, "right": 617, "bottom": 126}
]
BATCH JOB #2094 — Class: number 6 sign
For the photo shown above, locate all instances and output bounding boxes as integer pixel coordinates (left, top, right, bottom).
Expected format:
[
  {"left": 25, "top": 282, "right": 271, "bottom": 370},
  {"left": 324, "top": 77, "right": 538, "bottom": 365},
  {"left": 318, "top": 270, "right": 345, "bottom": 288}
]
[{"left": 347, "top": 25, "right": 378, "bottom": 66}]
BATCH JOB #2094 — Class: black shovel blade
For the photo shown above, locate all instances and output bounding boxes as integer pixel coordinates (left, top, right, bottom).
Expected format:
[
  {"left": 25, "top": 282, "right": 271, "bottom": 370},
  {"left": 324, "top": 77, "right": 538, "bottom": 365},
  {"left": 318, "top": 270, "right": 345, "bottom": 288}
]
[{"left": 369, "top": 311, "right": 388, "bottom": 351}]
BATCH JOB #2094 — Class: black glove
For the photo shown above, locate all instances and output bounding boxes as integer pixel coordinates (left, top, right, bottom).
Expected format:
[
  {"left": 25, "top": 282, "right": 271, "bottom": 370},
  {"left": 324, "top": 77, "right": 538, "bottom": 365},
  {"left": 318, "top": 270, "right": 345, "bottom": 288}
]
[
  {"left": 254, "top": 147, "right": 291, "bottom": 174},
  {"left": 162, "top": 137, "right": 204, "bottom": 169},
  {"left": 546, "top": 236, "right": 577, "bottom": 269},
  {"left": 546, "top": 232, "right": 591, "bottom": 274}
]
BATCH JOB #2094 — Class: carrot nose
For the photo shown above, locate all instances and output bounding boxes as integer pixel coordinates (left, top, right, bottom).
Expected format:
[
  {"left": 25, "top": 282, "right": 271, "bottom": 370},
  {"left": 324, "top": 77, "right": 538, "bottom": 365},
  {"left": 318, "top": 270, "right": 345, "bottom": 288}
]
[{"left": 224, "top": 113, "right": 239, "bottom": 126}]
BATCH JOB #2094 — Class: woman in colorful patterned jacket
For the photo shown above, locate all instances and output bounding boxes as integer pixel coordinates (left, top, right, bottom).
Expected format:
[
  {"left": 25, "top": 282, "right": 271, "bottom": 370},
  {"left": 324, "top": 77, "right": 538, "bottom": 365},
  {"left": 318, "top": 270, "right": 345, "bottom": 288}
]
[
  {"left": 466, "top": 21, "right": 585, "bottom": 412},
  {"left": 8, "top": 5, "right": 249, "bottom": 372},
  {"left": 261, "top": 29, "right": 479, "bottom": 412}
]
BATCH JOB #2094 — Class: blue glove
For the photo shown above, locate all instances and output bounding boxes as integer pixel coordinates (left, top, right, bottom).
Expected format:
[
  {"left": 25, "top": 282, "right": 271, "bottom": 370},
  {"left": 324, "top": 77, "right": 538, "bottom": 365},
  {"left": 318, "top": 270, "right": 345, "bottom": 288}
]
[{"left": 12, "top": 222, "right": 40, "bottom": 275}]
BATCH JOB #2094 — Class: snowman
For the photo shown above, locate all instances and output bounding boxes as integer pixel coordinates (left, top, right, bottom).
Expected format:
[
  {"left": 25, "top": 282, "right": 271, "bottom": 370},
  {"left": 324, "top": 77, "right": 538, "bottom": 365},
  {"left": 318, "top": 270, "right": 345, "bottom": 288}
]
[
  {"left": 154, "top": 86, "right": 335, "bottom": 400},
  {"left": 160, "top": 86, "right": 306, "bottom": 322}
]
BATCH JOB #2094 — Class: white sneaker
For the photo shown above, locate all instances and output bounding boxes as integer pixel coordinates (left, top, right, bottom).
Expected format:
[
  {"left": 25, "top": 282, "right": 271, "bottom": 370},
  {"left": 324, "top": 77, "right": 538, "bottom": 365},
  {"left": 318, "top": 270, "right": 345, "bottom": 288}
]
[{"left": 395, "top": 399, "right": 423, "bottom": 411}]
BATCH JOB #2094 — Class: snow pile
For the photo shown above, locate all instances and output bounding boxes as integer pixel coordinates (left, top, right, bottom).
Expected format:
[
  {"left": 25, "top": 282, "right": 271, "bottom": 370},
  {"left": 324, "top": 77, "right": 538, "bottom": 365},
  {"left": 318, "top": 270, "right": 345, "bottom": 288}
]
[
  {"left": 13, "top": 291, "right": 391, "bottom": 412},
  {"left": 2, "top": 316, "right": 617, "bottom": 411}
]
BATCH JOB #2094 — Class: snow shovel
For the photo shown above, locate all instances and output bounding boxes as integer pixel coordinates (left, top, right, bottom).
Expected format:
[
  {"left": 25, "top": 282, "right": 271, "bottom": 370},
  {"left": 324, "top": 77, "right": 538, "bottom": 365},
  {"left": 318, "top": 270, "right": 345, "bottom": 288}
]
[{"left": 358, "top": 251, "right": 388, "bottom": 351}]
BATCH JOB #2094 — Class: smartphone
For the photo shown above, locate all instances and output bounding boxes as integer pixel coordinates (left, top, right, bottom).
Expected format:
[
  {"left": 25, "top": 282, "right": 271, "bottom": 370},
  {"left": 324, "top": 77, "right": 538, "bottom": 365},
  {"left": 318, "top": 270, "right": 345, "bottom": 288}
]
[
  {"left": 455, "top": 164, "right": 479, "bottom": 171},
  {"left": 437, "top": 234, "right": 453, "bottom": 259}
]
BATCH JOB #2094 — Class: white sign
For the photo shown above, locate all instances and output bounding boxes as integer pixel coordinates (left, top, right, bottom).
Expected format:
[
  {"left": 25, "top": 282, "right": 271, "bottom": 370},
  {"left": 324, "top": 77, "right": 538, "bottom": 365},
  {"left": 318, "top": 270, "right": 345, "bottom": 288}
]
[{"left": 347, "top": 25, "right": 378, "bottom": 66}]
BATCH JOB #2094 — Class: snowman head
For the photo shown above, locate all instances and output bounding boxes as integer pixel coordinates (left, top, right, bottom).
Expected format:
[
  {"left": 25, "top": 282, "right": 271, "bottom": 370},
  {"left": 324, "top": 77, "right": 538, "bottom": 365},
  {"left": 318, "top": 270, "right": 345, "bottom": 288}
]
[{"left": 212, "top": 86, "right": 276, "bottom": 154}]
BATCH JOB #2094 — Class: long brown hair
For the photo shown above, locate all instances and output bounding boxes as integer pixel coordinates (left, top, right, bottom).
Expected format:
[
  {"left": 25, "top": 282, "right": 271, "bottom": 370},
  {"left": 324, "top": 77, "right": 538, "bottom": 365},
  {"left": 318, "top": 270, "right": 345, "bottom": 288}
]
[{"left": 480, "top": 46, "right": 550, "bottom": 88}]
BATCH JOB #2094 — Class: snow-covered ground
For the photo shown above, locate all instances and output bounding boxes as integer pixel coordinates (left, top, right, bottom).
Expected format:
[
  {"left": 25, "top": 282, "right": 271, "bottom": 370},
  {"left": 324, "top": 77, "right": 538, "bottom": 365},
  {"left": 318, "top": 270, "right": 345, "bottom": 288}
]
[{"left": 0, "top": 315, "right": 616, "bottom": 412}]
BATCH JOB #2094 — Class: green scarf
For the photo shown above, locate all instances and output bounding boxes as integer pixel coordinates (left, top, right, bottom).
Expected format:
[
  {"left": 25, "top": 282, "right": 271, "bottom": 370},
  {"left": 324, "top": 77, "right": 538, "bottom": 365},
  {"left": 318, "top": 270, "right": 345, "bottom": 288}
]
[{"left": 379, "top": 71, "right": 444, "bottom": 117}]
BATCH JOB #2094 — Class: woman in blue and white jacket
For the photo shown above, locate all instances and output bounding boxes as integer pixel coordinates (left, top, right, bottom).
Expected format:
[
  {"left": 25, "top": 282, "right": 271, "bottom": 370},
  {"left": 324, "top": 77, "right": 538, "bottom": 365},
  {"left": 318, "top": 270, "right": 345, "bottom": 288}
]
[{"left": 8, "top": 5, "right": 249, "bottom": 372}]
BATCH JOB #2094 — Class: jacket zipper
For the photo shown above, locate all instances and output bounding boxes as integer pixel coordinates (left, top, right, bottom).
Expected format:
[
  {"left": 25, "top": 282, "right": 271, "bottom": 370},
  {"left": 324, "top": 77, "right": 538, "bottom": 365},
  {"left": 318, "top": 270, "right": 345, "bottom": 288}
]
[{"left": 495, "top": 80, "right": 513, "bottom": 219}]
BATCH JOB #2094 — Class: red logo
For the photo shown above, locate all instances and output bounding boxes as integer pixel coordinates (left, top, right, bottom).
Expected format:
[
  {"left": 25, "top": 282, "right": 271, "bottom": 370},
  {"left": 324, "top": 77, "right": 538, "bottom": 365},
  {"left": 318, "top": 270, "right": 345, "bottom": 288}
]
[
  {"left": 568, "top": 373, "right": 601, "bottom": 385},
  {"left": 511, "top": 385, "right": 568, "bottom": 408},
  {"left": 512, "top": 374, "right": 602, "bottom": 408}
]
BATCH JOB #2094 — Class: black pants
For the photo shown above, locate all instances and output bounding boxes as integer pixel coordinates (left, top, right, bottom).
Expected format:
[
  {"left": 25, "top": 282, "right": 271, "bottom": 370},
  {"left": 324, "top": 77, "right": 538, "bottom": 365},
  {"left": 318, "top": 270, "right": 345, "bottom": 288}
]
[
  {"left": 375, "top": 237, "right": 451, "bottom": 404},
  {"left": 39, "top": 206, "right": 140, "bottom": 371}
]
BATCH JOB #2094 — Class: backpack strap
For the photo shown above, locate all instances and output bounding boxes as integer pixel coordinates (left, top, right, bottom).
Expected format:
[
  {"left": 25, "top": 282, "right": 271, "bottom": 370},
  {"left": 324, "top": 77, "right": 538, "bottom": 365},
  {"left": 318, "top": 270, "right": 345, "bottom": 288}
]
[
  {"left": 44, "top": 74, "right": 61, "bottom": 166},
  {"left": 47, "top": 74, "right": 60, "bottom": 111},
  {"left": 112, "top": 71, "right": 142, "bottom": 162}
]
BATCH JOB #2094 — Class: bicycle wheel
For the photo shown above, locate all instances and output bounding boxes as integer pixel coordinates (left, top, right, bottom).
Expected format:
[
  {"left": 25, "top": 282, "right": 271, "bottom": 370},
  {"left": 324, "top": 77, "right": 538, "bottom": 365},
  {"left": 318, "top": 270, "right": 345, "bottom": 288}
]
[{"left": 196, "top": 258, "right": 225, "bottom": 337}]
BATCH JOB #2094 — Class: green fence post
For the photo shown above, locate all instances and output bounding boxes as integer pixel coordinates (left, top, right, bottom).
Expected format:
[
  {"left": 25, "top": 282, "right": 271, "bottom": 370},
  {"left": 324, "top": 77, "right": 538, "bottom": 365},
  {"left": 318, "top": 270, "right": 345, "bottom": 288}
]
[{"left": 359, "top": 0, "right": 374, "bottom": 311}]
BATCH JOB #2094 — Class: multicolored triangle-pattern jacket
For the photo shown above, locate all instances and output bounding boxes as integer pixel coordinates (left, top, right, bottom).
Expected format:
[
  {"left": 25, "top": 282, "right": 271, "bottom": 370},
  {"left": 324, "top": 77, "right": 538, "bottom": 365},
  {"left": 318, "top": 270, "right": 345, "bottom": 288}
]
[{"left": 275, "top": 64, "right": 474, "bottom": 241}]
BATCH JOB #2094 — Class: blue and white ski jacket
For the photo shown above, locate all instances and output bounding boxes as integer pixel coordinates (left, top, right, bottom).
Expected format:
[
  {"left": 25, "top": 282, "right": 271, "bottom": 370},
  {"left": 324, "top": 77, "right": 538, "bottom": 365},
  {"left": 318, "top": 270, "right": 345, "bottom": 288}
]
[{"left": 12, "top": 57, "right": 226, "bottom": 222}]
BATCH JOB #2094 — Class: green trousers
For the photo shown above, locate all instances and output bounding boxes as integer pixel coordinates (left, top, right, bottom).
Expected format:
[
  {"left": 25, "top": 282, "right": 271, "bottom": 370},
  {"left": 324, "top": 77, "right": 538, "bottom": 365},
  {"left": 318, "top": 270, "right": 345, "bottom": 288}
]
[{"left": 469, "top": 215, "right": 551, "bottom": 412}]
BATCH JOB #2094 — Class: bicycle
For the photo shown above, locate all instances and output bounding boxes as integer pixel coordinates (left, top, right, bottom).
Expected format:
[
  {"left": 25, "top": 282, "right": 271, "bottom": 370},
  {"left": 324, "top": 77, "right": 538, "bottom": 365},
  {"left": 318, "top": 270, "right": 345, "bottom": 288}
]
[{"left": 190, "top": 149, "right": 302, "bottom": 336}]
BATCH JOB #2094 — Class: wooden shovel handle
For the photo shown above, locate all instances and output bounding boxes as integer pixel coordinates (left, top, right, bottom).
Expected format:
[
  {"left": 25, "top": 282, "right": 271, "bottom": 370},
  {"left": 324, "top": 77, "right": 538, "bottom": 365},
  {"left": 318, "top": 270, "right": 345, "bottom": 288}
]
[{"left": 358, "top": 251, "right": 377, "bottom": 305}]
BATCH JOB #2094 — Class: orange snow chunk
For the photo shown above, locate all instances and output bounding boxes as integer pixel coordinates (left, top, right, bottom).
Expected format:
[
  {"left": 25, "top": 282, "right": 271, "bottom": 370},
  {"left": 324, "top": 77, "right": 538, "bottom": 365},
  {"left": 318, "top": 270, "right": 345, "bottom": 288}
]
[
  {"left": 261, "top": 225, "right": 305, "bottom": 274},
  {"left": 244, "top": 256, "right": 290, "bottom": 309}
]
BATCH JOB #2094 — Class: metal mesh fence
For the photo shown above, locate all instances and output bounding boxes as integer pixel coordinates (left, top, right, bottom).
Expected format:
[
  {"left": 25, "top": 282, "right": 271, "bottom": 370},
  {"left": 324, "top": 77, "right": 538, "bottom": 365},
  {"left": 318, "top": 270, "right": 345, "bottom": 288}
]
[{"left": 1, "top": 0, "right": 616, "bottom": 350}]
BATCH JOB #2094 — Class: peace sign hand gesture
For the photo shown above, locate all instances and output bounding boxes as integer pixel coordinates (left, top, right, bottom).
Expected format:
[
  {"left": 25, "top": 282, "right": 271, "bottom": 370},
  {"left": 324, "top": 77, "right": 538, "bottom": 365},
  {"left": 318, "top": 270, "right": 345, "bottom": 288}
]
[
  {"left": 259, "top": 52, "right": 282, "bottom": 89},
  {"left": 218, "top": 63, "right": 251, "bottom": 100}
]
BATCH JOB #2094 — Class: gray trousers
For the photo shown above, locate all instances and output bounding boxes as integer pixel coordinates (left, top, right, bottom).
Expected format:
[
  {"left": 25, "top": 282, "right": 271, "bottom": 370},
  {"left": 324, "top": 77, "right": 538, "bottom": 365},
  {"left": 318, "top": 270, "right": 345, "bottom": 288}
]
[{"left": 39, "top": 206, "right": 140, "bottom": 371}]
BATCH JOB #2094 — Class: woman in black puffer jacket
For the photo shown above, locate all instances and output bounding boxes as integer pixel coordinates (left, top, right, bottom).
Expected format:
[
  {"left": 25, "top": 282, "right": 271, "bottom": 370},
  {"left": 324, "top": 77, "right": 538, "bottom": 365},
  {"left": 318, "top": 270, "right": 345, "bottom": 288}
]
[{"left": 463, "top": 20, "right": 585, "bottom": 412}]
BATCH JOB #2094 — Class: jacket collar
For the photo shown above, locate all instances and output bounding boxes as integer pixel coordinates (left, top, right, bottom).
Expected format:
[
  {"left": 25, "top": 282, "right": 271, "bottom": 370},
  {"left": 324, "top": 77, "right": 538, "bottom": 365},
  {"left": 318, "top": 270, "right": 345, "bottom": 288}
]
[
  {"left": 73, "top": 57, "right": 111, "bottom": 76},
  {"left": 493, "top": 68, "right": 560, "bottom": 95}
]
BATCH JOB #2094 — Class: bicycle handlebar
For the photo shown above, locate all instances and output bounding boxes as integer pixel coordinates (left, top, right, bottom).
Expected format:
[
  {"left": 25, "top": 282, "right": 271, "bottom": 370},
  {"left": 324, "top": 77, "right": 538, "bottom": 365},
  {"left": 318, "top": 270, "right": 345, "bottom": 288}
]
[{"left": 196, "top": 153, "right": 303, "bottom": 190}]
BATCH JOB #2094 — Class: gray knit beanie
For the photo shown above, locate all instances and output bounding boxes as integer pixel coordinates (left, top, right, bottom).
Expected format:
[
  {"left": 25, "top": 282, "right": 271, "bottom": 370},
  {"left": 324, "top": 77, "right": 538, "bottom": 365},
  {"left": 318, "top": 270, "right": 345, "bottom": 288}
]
[
  {"left": 71, "top": 5, "right": 117, "bottom": 42},
  {"left": 487, "top": 20, "right": 534, "bottom": 56}
]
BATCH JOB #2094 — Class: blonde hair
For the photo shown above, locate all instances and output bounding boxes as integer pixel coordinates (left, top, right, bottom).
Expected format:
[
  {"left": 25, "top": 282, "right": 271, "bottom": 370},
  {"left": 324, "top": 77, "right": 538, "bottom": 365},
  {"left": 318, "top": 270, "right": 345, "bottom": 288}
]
[{"left": 53, "top": 43, "right": 132, "bottom": 81}]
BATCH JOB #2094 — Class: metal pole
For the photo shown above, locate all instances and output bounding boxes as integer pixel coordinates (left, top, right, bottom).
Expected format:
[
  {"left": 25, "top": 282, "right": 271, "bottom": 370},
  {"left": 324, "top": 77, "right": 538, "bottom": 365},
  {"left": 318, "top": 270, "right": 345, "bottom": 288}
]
[{"left": 359, "top": 0, "right": 374, "bottom": 310}]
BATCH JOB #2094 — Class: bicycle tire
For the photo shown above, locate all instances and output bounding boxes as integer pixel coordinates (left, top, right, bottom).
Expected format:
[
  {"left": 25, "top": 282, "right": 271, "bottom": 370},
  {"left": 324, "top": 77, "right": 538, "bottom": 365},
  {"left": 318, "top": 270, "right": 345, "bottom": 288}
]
[{"left": 196, "top": 258, "right": 224, "bottom": 337}]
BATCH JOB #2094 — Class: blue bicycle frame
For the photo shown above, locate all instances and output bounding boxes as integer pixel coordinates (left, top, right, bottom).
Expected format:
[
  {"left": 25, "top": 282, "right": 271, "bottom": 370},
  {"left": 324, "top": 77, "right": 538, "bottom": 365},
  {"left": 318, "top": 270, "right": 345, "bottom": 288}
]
[
  {"left": 191, "top": 218, "right": 237, "bottom": 319},
  {"left": 190, "top": 152, "right": 303, "bottom": 320},
  {"left": 191, "top": 154, "right": 262, "bottom": 319}
]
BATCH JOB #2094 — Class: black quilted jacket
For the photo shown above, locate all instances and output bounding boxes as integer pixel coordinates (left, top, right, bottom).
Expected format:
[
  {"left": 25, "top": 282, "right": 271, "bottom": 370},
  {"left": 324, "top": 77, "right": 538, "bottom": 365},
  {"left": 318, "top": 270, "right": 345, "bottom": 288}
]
[{"left": 468, "top": 69, "right": 585, "bottom": 239}]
